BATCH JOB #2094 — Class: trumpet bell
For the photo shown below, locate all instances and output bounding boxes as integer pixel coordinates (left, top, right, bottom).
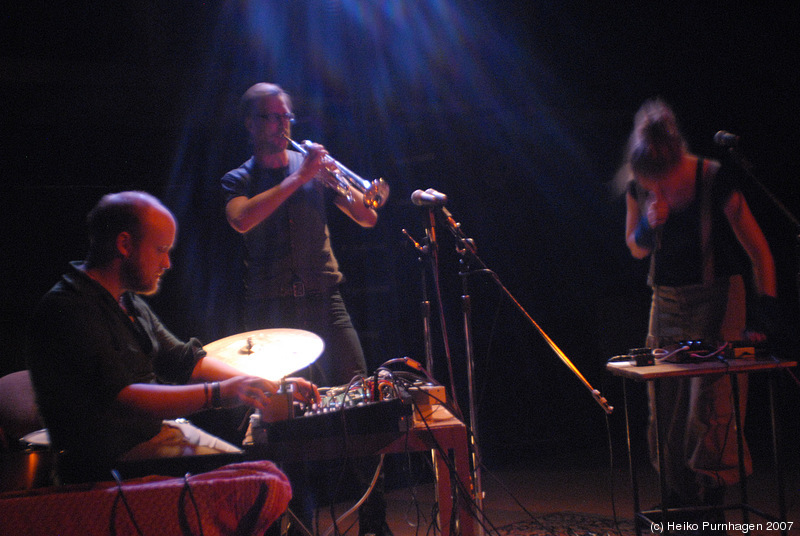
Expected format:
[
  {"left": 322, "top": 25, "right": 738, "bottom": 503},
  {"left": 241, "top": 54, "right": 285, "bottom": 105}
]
[{"left": 364, "top": 178, "right": 390, "bottom": 209}]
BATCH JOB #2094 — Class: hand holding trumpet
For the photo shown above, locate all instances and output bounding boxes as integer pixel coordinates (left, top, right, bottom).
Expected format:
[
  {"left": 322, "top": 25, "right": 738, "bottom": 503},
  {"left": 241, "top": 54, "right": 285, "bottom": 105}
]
[
  {"left": 294, "top": 140, "right": 331, "bottom": 186},
  {"left": 286, "top": 136, "right": 390, "bottom": 210}
]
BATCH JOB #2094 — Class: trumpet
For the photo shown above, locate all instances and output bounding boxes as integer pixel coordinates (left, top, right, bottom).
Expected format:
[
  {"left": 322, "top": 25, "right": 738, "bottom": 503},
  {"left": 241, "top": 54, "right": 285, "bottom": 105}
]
[{"left": 285, "top": 136, "right": 390, "bottom": 210}]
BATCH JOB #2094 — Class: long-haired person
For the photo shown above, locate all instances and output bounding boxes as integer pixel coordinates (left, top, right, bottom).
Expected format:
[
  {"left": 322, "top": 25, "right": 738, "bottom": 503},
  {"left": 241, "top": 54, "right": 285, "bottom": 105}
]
[{"left": 619, "top": 99, "right": 777, "bottom": 523}]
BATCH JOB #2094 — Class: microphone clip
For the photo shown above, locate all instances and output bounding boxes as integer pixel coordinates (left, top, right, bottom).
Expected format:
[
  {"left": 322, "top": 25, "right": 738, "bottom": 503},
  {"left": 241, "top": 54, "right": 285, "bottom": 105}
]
[{"left": 441, "top": 207, "right": 477, "bottom": 256}]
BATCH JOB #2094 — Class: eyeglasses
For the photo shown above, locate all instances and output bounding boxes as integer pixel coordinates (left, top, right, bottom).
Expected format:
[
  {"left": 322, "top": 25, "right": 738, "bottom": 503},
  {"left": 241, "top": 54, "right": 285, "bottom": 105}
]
[{"left": 253, "top": 112, "right": 296, "bottom": 124}]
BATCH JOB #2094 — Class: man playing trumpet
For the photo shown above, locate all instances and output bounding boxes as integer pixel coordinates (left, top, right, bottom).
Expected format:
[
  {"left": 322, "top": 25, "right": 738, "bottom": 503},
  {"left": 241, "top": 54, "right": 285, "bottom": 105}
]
[
  {"left": 220, "top": 83, "right": 386, "bottom": 536},
  {"left": 221, "top": 81, "right": 377, "bottom": 389}
]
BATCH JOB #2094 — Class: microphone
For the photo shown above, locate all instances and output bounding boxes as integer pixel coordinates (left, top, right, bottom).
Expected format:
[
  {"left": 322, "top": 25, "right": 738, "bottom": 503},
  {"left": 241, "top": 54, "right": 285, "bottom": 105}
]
[
  {"left": 713, "top": 130, "right": 740, "bottom": 147},
  {"left": 654, "top": 226, "right": 663, "bottom": 252},
  {"left": 411, "top": 188, "right": 448, "bottom": 206}
]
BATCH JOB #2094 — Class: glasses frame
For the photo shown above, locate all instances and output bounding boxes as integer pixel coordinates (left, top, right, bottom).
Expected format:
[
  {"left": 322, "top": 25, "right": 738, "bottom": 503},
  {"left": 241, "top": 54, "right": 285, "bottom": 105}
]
[{"left": 253, "top": 112, "right": 296, "bottom": 125}]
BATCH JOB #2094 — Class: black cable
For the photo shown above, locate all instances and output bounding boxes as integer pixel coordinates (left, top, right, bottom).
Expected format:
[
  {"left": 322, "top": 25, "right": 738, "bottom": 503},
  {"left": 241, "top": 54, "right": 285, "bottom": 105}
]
[
  {"left": 396, "top": 414, "right": 437, "bottom": 536},
  {"left": 328, "top": 375, "right": 363, "bottom": 536},
  {"left": 326, "top": 372, "right": 391, "bottom": 536},
  {"left": 371, "top": 372, "right": 442, "bottom": 536},
  {"left": 410, "top": 402, "right": 500, "bottom": 535},
  {"left": 714, "top": 361, "right": 736, "bottom": 490},
  {"left": 472, "top": 271, "right": 506, "bottom": 422},
  {"left": 180, "top": 473, "right": 206, "bottom": 536},
  {"left": 412, "top": 378, "right": 625, "bottom": 536},
  {"left": 475, "top": 461, "right": 538, "bottom": 523},
  {"left": 602, "top": 410, "right": 626, "bottom": 536},
  {"left": 110, "top": 469, "right": 145, "bottom": 536}
]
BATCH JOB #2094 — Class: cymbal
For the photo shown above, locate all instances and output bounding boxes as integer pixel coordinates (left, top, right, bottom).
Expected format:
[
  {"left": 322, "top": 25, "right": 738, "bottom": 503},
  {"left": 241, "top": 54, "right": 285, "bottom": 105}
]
[{"left": 203, "top": 328, "right": 324, "bottom": 381}]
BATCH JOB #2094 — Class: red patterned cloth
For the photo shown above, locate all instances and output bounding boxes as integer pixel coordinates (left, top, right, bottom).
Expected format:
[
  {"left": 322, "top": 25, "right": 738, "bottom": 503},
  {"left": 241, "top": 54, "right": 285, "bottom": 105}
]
[{"left": 0, "top": 460, "right": 291, "bottom": 536}]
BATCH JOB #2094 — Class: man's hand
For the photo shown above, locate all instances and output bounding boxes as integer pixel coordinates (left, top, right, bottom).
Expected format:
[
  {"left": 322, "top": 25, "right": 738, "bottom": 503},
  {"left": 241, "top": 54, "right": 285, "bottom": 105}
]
[
  {"left": 219, "top": 375, "right": 320, "bottom": 412},
  {"left": 283, "top": 377, "right": 321, "bottom": 405},
  {"left": 297, "top": 141, "right": 329, "bottom": 185},
  {"left": 219, "top": 375, "right": 276, "bottom": 412}
]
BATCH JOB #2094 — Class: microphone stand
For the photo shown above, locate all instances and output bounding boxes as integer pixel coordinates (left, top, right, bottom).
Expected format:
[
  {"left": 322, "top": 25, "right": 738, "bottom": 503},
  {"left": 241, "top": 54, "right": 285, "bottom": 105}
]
[
  {"left": 436, "top": 206, "right": 614, "bottom": 415},
  {"left": 454, "top": 219, "right": 485, "bottom": 534},
  {"left": 402, "top": 205, "right": 460, "bottom": 412},
  {"left": 401, "top": 228, "right": 435, "bottom": 375},
  {"left": 434, "top": 206, "right": 613, "bottom": 536},
  {"left": 725, "top": 146, "right": 800, "bottom": 306}
]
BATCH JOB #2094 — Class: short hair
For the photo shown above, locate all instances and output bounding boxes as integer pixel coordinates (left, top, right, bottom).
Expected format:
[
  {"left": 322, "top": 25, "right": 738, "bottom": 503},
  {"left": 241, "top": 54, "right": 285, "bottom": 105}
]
[
  {"left": 85, "top": 191, "right": 166, "bottom": 268},
  {"left": 239, "top": 83, "right": 292, "bottom": 121},
  {"left": 626, "top": 98, "right": 686, "bottom": 178}
]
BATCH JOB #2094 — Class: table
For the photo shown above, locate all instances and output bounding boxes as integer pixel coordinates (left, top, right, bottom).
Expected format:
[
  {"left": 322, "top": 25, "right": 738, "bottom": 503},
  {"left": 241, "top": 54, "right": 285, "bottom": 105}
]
[
  {"left": 607, "top": 357, "right": 795, "bottom": 536},
  {"left": 245, "top": 403, "right": 476, "bottom": 536}
]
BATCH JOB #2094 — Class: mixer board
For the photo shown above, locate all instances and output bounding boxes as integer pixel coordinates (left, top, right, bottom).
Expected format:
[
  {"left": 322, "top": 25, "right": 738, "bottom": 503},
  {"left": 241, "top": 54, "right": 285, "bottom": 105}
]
[
  {"left": 255, "top": 397, "right": 412, "bottom": 442},
  {"left": 244, "top": 382, "right": 416, "bottom": 461}
]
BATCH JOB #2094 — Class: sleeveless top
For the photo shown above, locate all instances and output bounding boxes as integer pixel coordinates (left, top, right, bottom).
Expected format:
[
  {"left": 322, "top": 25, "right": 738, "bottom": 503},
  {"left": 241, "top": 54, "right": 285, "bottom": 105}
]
[
  {"left": 221, "top": 151, "right": 343, "bottom": 299},
  {"left": 628, "top": 159, "right": 747, "bottom": 287}
]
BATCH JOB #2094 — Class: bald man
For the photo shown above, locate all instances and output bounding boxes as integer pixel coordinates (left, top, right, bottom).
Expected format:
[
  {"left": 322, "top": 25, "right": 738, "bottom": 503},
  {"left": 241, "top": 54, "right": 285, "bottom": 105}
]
[{"left": 28, "top": 191, "right": 316, "bottom": 484}]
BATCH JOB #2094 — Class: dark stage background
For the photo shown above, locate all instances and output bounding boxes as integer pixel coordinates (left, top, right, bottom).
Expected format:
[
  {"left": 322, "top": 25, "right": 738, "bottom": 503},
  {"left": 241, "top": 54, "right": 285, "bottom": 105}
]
[{"left": 3, "top": 1, "right": 799, "bottom": 464}]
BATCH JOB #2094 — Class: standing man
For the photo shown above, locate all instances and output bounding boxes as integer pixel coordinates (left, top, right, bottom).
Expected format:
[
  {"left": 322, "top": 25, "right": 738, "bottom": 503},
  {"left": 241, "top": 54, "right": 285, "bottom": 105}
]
[
  {"left": 28, "top": 190, "right": 316, "bottom": 485},
  {"left": 221, "top": 82, "right": 378, "bottom": 391},
  {"left": 221, "top": 83, "right": 385, "bottom": 536}
]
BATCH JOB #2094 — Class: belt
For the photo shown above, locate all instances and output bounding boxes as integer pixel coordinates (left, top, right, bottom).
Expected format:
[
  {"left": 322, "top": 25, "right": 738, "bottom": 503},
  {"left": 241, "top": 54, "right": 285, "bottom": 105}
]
[{"left": 275, "top": 281, "right": 330, "bottom": 298}]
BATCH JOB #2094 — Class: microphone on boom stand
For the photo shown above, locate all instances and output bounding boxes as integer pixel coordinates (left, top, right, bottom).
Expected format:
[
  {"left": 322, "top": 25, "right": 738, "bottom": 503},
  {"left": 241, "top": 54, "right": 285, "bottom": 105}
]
[
  {"left": 713, "top": 130, "right": 740, "bottom": 148},
  {"left": 411, "top": 188, "right": 448, "bottom": 207}
]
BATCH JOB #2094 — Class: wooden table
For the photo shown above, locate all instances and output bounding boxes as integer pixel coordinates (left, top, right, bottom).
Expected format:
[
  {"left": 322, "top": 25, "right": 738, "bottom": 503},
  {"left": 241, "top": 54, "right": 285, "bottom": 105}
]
[
  {"left": 246, "top": 403, "right": 476, "bottom": 536},
  {"left": 607, "top": 357, "right": 796, "bottom": 536}
]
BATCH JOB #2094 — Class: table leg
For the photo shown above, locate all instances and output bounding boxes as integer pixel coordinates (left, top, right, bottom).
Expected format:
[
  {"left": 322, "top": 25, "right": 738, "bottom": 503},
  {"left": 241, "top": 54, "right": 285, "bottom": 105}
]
[
  {"left": 431, "top": 426, "right": 475, "bottom": 536},
  {"left": 653, "top": 378, "right": 670, "bottom": 530},
  {"left": 768, "top": 372, "right": 789, "bottom": 536},
  {"left": 623, "top": 379, "right": 644, "bottom": 536},
  {"left": 730, "top": 373, "right": 749, "bottom": 524}
]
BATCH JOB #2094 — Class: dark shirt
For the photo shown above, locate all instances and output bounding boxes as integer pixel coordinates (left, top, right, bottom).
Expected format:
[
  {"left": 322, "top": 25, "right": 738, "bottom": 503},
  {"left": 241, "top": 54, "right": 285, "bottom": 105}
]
[
  {"left": 27, "top": 262, "right": 204, "bottom": 482},
  {"left": 628, "top": 161, "right": 747, "bottom": 287},
  {"left": 220, "top": 151, "right": 343, "bottom": 300}
]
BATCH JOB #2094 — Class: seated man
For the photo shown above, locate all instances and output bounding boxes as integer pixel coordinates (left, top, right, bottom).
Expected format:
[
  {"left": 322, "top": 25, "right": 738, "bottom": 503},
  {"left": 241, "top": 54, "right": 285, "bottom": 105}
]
[{"left": 27, "top": 191, "right": 317, "bottom": 484}]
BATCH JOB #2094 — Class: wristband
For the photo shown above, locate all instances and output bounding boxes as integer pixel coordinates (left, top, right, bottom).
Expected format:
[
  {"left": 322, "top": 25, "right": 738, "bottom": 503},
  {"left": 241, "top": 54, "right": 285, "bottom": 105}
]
[
  {"left": 633, "top": 215, "right": 655, "bottom": 249},
  {"left": 211, "top": 381, "right": 223, "bottom": 410},
  {"left": 203, "top": 382, "right": 210, "bottom": 409}
]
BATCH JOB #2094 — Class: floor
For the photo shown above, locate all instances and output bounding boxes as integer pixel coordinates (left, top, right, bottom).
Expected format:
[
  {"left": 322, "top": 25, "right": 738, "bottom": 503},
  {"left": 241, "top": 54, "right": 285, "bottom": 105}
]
[
  {"left": 315, "top": 440, "right": 799, "bottom": 536},
  {"left": 2, "top": 414, "right": 797, "bottom": 536},
  {"left": 1, "top": 436, "right": 796, "bottom": 535}
]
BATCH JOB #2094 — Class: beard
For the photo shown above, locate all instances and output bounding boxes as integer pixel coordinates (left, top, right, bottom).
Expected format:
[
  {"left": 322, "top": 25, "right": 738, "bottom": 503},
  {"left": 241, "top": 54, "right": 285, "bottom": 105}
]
[
  {"left": 255, "top": 127, "right": 289, "bottom": 154},
  {"left": 120, "top": 256, "right": 162, "bottom": 295}
]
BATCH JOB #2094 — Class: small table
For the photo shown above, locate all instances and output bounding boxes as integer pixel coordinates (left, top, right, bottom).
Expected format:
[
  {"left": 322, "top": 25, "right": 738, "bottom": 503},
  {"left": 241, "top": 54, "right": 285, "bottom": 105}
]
[
  {"left": 246, "top": 404, "right": 475, "bottom": 536},
  {"left": 607, "top": 357, "right": 795, "bottom": 536}
]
